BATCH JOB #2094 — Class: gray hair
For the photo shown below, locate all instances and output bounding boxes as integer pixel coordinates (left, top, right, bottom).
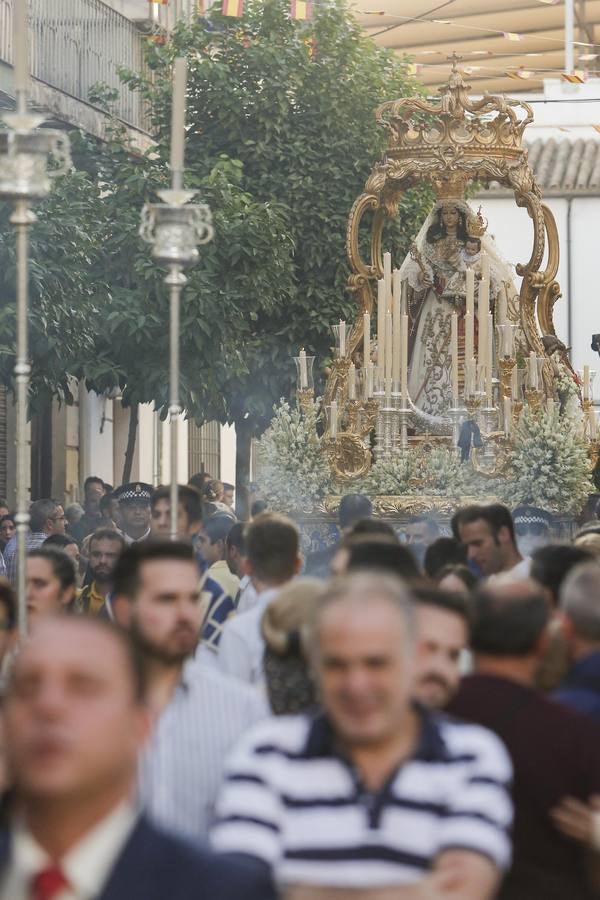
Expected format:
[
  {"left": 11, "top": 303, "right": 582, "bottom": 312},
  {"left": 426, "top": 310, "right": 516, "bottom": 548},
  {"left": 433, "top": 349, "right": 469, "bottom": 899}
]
[
  {"left": 560, "top": 562, "right": 600, "bottom": 640},
  {"left": 309, "top": 570, "right": 416, "bottom": 656}
]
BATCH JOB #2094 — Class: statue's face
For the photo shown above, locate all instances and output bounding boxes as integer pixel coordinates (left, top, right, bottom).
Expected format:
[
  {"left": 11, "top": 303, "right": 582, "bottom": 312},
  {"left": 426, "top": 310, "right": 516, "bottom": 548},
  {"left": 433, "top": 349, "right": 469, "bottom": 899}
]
[{"left": 441, "top": 206, "right": 459, "bottom": 228}]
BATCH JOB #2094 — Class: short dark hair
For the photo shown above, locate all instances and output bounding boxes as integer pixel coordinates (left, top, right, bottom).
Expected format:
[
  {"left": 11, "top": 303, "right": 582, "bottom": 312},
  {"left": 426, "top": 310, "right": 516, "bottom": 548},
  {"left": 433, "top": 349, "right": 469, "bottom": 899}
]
[
  {"left": 84, "top": 476, "right": 105, "bottom": 491},
  {"left": 226, "top": 522, "right": 245, "bottom": 554},
  {"left": 28, "top": 547, "right": 77, "bottom": 591},
  {"left": 89, "top": 528, "right": 126, "bottom": 552},
  {"left": 246, "top": 514, "right": 299, "bottom": 584},
  {"left": 346, "top": 518, "right": 398, "bottom": 541},
  {"left": 471, "top": 586, "right": 549, "bottom": 656},
  {"left": 202, "top": 514, "right": 235, "bottom": 545},
  {"left": 465, "top": 236, "right": 481, "bottom": 251},
  {"left": 413, "top": 584, "right": 472, "bottom": 630},
  {"left": 453, "top": 503, "right": 516, "bottom": 545},
  {"left": 0, "top": 578, "right": 16, "bottom": 629},
  {"left": 0, "top": 514, "right": 14, "bottom": 525},
  {"left": 250, "top": 499, "right": 268, "bottom": 518},
  {"left": 346, "top": 541, "right": 420, "bottom": 581},
  {"left": 29, "top": 499, "right": 60, "bottom": 533},
  {"left": 152, "top": 484, "right": 203, "bottom": 526},
  {"left": 112, "top": 540, "right": 196, "bottom": 599},
  {"left": 423, "top": 537, "right": 467, "bottom": 578},
  {"left": 436, "top": 563, "right": 477, "bottom": 592},
  {"left": 99, "top": 494, "right": 114, "bottom": 514},
  {"left": 338, "top": 494, "right": 373, "bottom": 530},
  {"left": 530, "top": 544, "right": 594, "bottom": 607},
  {"left": 44, "top": 534, "right": 79, "bottom": 551},
  {"left": 189, "top": 472, "right": 211, "bottom": 491}
]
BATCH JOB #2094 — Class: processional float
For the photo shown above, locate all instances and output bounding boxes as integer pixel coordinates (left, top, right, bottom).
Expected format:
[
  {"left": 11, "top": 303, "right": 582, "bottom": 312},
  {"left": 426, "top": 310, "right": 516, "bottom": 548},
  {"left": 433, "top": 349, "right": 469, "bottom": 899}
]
[{"left": 290, "top": 57, "right": 597, "bottom": 519}]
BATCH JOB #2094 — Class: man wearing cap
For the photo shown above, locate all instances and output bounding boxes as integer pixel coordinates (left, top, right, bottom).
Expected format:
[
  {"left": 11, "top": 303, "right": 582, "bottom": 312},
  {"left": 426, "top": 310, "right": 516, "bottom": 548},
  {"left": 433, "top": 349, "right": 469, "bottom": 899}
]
[{"left": 113, "top": 483, "right": 153, "bottom": 544}]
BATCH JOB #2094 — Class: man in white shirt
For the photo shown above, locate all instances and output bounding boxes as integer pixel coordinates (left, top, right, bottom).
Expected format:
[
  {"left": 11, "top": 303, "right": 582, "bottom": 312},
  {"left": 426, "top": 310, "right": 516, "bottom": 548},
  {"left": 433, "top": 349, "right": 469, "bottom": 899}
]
[
  {"left": 0, "top": 617, "right": 272, "bottom": 900},
  {"left": 111, "top": 540, "right": 268, "bottom": 842},
  {"left": 217, "top": 513, "right": 302, "bottom": 686},
  {"left": 454, "top": 503, "right": 531, "bottom": 581}
]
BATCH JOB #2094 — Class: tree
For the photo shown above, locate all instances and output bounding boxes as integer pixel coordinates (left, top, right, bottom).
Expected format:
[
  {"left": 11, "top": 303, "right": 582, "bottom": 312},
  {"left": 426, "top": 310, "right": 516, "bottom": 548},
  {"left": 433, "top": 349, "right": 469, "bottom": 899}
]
[{"left": 117, "top": 0, "right": 433, "bottom": 502}]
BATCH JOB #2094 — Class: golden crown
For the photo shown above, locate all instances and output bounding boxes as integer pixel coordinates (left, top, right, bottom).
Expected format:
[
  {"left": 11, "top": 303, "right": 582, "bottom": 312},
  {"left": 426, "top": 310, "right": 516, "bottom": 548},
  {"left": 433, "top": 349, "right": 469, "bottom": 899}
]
[
  {"left": 466, "top": 206, "right": 488, "bottom": 238},
  {"left": 373, "top": 55, "right": 534, "bottom": 201}
]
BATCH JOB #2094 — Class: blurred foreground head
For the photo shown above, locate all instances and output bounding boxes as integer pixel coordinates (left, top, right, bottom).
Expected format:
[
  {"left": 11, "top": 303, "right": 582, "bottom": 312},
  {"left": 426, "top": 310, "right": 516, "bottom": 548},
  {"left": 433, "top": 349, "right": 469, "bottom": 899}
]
[
  {"left": 308, "top": 572, "right": 415, "bottom": 748},
  {"left": 471, "top": 579, "right": 549, "bottom": 663},
  {"left": 3, "top": 617, "right": 148, "bottom": 811}
]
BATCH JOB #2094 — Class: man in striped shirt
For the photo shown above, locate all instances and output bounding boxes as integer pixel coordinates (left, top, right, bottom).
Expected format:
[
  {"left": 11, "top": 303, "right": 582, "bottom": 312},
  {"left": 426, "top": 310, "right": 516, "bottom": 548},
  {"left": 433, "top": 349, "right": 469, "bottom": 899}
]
[{"left": 212, "top": 572, "right": 513, "bottom": 898}]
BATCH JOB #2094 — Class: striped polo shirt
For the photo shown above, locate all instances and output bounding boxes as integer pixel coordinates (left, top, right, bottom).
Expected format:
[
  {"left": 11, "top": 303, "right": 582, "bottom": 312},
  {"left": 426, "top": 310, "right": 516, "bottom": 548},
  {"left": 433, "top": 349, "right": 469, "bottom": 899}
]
[{"left": 211, "top": 710, "right": 513, "bottom": 888}]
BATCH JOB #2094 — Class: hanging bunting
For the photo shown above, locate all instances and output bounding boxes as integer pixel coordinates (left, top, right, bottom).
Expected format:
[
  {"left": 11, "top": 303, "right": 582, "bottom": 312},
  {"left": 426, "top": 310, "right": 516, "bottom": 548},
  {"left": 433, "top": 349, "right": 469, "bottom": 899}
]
[
  {"left": 562, "top": 71, "right": 586, "bottom": 83},
  {"left": 222, "top": 0, "right": 244, "bottom": 15},
  {"left": 503, "top": 32, "right": 522, "bottom": 41},
  {"left": 290, "top": 0, "right": 313, "bottom": 21}
]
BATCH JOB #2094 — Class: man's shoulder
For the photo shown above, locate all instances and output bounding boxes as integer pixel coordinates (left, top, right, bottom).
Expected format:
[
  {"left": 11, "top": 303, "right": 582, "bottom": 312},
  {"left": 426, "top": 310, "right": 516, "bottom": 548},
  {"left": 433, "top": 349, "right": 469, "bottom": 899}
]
[
  {"left": 436, "top": 713, "right": 512, "bottom": 771},
  {"left": 222, "top": 603, "right": 262, "bottom": 639},
  {"left": 105, "top": 816, "right": 274, "bottom": 899},
  {"left": 227, "top": 714, "right": 313, "bottom": 759},
  {"left": 186, "top": 661, "right": 269, "bottom": 710}
]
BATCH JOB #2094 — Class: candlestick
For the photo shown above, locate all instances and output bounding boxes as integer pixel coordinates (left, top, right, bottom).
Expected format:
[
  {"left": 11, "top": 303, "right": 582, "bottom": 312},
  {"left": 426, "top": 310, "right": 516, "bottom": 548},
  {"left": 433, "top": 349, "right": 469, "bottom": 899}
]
[
  {"left": 339, "top": 319, "right": 346, "bottom": 358},
  {"left": 348, "top": 362, "right": 356, "bottom": 400},
  {"left": 478, "top": 264, "right": 489, "bottom": 374},
  {"left": 365, "top": 362, "right": 374, "bottom": 400},
  {"left": 392, "top": 288, "right": 401, "bottom": 385},
  {"left": 498, "top": 284, "right": 508, "bottom": 327},
  {"left": 451, "top": 312, "right": 459, "bottom": 407},
  {"left": 486, "top": 311, "right": 494, "bottom": 406},
  {"left": 465, "top": 268, "right": 475, "bottom": 364},
  {"left": 299, "top": 348, "right": 308, "bottom": 389},
  {"left": 584, "top": 364, "right": 590, "bottom": 401},
  {"left": 511, "top": 365, "right": 519, "bottom": 399},
  {"left": 170, "top": 57, "right": 188, "bottom": 190},
  {"left": 393, "top": 267, "right": 401, "bottom": 312},
  {"left": 401, "top": 278, "right": 408, "bottom": 317},
  {"left": 14, "top": 0, "right": 29, "bottom": 115},
  {"left": 465, "top": 356, "right": 477, "bottom": 398},
  {"left": 363, "top": 312, "right": 370, "bottom": 364},
  {"left": 377, "top": 279, "right": 385, "bottom": 375},
  {"left": 400, "top": 313, "right": 408, "bottom": 402},
  {"left": 590, "top": 406, "right": 597, "bottom": 440}
]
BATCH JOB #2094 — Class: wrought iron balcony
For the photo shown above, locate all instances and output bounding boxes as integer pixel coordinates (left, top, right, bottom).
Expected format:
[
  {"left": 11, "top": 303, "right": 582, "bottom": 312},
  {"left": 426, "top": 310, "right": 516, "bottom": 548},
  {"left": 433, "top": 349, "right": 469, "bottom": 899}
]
[{"left": 0, "top": 0, "right": 149, "bottom": 132}]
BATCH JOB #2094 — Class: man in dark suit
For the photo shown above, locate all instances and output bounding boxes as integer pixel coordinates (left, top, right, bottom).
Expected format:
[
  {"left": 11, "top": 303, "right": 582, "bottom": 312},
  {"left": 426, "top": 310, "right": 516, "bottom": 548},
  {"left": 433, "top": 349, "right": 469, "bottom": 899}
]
[{"left": 0, "top": 617, "right": 274, "bottom": 900}]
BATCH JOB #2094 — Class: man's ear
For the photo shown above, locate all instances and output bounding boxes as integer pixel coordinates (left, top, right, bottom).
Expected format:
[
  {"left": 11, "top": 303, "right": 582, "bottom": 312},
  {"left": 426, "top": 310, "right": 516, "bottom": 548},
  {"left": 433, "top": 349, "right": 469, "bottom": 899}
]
[
  {"left": 556, "top": 611, "right": 575, "bottom": 642},
  {"left": 242, "top": 558, "right": 253, "bottom": 578},
  {"left": 293, "top": 555, "right": 303, "bottom": 576},
  {"left": 112, "top": 594, "right": 132, "bottom": 627}
]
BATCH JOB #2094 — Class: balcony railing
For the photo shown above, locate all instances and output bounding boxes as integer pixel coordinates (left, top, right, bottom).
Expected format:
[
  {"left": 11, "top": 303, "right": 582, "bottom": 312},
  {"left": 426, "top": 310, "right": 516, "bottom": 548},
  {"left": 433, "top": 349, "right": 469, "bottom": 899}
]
[{"left": 0, "top": 0, "right": 149, "bottom": 132}]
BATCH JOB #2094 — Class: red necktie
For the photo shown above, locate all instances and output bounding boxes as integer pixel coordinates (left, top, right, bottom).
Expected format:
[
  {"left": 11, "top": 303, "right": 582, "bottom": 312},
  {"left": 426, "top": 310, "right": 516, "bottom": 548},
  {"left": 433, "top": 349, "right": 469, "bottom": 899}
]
[{"left": 30, "top": 865, "right": 69, "bottom": 900}]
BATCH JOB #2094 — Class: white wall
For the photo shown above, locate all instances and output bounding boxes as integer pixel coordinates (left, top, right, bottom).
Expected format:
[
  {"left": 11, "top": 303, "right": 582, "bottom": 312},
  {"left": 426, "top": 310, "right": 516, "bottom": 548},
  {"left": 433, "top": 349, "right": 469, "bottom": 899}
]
[
  {"left": 477, "top": 194, "right": 599, "bottom": 376},
  {"left": 159, "top": 415, "right": 189, "bottom": 486},
  {"left": 79, "top": 391, "right": 114, "bottom": 486},
  {"left": 220, "top": 424, "right": 237, "bottom": 488}
]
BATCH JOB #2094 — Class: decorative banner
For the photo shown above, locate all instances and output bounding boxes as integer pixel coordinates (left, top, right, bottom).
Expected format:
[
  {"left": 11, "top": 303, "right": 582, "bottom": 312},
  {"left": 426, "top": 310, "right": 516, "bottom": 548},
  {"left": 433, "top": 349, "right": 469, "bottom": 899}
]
[
  {"left": 291, "top": 0, "right": 313, "bottom": 20},
  {"left": 222, "top": 0, "right": 244, "bottom": 15},
  {"left": 562, "top": 71, "right": 586, "bottom": 83},
  {"left": 149, "top": 0, "right": 169, "bottom": 5}
]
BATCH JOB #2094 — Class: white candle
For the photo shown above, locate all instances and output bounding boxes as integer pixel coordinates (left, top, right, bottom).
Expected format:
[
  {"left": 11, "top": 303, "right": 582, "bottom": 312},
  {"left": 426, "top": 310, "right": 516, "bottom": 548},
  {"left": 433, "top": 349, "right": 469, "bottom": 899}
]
[
  {"left": 171, "top": 57, "right": 188, "bottom": 187},
  {"left": 465, "top": 269, "right": 475, "bottom": 364},
  {"left": 486, "top": 311, "right": 494, "bottom": 405},
  {"left": 392, "top": 289, "right": 401, "bottom": 386},
  {"left": 451, "top": 313, "right": 459, "bottom": 407},
  {"left": 299, "top": 349, "right": 308, "bottom": 389},
  {"left": 401, "top": 278, "right": 408, "bottom": 317},
  {"left": 14, "top": 0, "right": 29, "bottom": 110},
  {"left": 589, "top": 406, "right": 597, "bottom": 439},
  {"left": 377, "top": 279, "right": 386, "bottom": 378},
  {"left": 466, "top": 356, "right": 477, "bottom": 398},
  {"left": 478, "top": 269, "right": 490, "bottom": 373},
  {"left": 498, "top": 284, "right": 508, "bottom": 327},
  {"left": 363, "top": 313, "right": 370, "bottom": 365},
  {"left": 504, "top": 396, "right": 512, "bottom": 437},
  {"left": 481, "top": 251, "right": 490, "bottom": 284},
  {"left": 393, "top": 268, "right": 401, "bottom": 312},
  {"left": 528, "top": 351, "right": 538, "bottom": 390},
  {"left": 339, "top": 320, "right": 346, "bottom": 358},
  {"left": 400, "top": 314, "right": 409, "bottom": 402},
  {"left": 584, "top": 365, "right": 591, "bottom": 401},
  {"left": 348, "top": 363, "right": 356, "bottom": 400},
  {"left": 366, "top": 362, "right": 374, "bottom": 399},
  {"left": 385, "top": 311, "right": 393, "bottom": 389},
  {"left": 330, "top": 401, "right": 338, "bottom": 438},
  {"left": 383, "top": 252, "right": 392, "bottom": 312},
  {"left": 511, "top": 365, "right": 519, "bottom": 399}
]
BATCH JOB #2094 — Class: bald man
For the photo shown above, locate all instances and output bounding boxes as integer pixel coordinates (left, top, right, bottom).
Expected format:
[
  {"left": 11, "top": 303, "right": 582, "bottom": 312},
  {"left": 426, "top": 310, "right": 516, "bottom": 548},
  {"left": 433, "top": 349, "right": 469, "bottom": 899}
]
[
  {"left": 0, "top": 618, "right": 274, "bottom": 900},
  {"left": 448, "top": 580, "right": 600, "bottom": 900}
]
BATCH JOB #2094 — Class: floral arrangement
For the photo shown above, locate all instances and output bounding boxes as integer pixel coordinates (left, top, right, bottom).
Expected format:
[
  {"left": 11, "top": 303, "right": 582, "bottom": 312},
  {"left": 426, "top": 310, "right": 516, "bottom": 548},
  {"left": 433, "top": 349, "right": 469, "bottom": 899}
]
[
  {"left": 508, "top": 403, "right": 593, "bottom": 514},
  {"left": 257, "top": 399, "right": 331, "bottom": 512},
  {"left": 259, "top": 396, "right": 593, "bottom": 517}
]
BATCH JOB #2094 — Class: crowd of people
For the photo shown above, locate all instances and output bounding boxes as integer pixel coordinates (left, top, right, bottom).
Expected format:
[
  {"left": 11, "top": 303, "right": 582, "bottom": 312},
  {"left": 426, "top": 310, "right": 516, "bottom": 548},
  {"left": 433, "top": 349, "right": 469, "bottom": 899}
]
[{"left": 0, "top": 476, "right": 599, "bottom": 898}]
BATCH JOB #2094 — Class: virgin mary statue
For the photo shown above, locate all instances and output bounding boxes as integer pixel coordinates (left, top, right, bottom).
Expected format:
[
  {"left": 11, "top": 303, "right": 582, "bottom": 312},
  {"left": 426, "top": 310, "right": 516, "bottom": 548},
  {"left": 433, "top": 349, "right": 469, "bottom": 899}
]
[{"left": 399, "top": 199, "right": 516, "bottom": 420}]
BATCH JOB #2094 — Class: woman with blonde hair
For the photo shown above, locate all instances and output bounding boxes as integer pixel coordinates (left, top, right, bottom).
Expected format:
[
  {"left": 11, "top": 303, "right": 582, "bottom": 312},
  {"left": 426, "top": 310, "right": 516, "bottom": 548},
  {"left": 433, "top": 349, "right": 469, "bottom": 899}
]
[{"left": 261, "top": 578, "right": 323, "bottom": 715}]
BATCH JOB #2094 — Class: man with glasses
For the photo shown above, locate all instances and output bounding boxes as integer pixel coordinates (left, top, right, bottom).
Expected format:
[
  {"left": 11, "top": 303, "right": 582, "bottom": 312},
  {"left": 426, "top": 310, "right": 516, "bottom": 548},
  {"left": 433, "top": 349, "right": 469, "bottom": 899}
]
[{"left": 5, "top": 499, "right": 66, "bottom": 584}]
